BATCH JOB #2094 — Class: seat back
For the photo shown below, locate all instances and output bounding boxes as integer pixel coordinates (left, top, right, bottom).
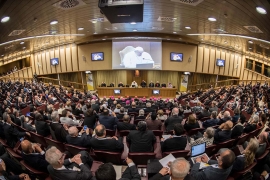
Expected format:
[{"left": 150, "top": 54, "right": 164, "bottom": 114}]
[
  {"left": 187, "top": 128, "right": 205, "bottom": 136},
  {"left": 21, "top": 106, "right": 30, "bottom": 116},
  {"left": 48, "top": 126, "right": 57, "bottom": 140},
  {"left": 106, "top": 129, "right": 116, "bottom": 137},
  {"left": 217, "top": 139, "right": 236, "bottom": 150},
  {"left": 236, "top": 134, "right": 249, "bottom": 145},
  {"left": 256, "top": 150, "right": 269, "bottom": 164},
  {"left": 65, "top": 144, "right": 89, "bottom": 156},
  {"left": 44, "top": 137, "right": 65, "bottom": 152},
  {"left": 205, "top": 144, "right": 217, "bottom": 157},
  {"left": 162, "top": 150, "right": 189, "bottom": 158},
  {"left": 134, "top": 119, "right": 144, "bottom": 125},
  {"left": 119, "top": 130, "right": 130, "bottom": 137},
  {"left": 231, "top": 161, "right": 257, "bottom": 179},
  {"left": 152, "top": 130, "right": 163, "bottom": 138},
  {"left": 20, "top": 160, "right": 48, "bottom": 178},
  {"left": 91, "top": 161, "right": 104, "bottom": 176},
  {"left": 29, "top": 132, "right": 47, "bottom": 148},
  {"left": 128, "top": 152, "right": 156, "bottom": 165},
  {"left": 94, "top": 150, "right": 122, "bottom": 165}
]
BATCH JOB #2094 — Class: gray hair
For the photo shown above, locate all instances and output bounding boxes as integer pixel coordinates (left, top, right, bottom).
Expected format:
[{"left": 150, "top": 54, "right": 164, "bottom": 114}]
[
  {"left": 224, "top": 111, "right": 230, "bottom": 117},
  {"left": 139, "top": 109, "right": 144, "bottom": 116},
  {"left": 146, "top": 102, "right": 151, "bottom": 108},
  {"left": 68, "top": 126, "right": 78, "bottom": 136},
  {"left": 253, "top": 115, "right": 259, "bottom": 123},
  {"left": 205, "top": 127, "right": 215, "bottom": 139},
  {"left": 45, "top": 146, "right": 62, "bottom": 166},
  {"left": 170, "top": 158, "right": 190, "bottom": 178},
  {"left": 51, "top": 111, "right": 59, "bottom": 122},
  {"left": 172, "top": 108, "right": 179, "bottom": 115}
]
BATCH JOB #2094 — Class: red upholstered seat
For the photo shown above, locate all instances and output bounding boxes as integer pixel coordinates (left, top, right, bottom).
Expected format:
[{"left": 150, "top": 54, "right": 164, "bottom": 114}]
[
  {"left": 162, "top": 150, "right": 190, "bottom": 158},
  {"left": 235, "top": 134, "right": 249, "bottom": 145},
  {"left": 64, "top": 144, "right": 89, "bottom": 156},
  {"left": 230, "top": 161, "right": 257, "bottom": 179},
  {"left": 217, "top": 139, "right": 236, "bottom": 150},
  {"left": 44, "top": 137, "right": 65, "bottom": 152},
  {"left": 119, "top": 130, "right": 130, "bottom": 137},
  {"left": 205, "top": 144, "right": 217, "bottom": 157},
  {"left": 93, "top": 150, "right": 123, "bottom": 165},
  {"left": 29, "top": 132, "right": 47, "bottom": 148},
  {"left": 152, "top": 130, "right": 163, "bottom": 138},
  {"left": 20, "top": 160, "right": 49, "bottom": 179},
  {"left": 187, "top": 128, "right": 205, "bottom": 136},
  {"left": 128, "top": 152, "right": 156, "bottom": 165}
]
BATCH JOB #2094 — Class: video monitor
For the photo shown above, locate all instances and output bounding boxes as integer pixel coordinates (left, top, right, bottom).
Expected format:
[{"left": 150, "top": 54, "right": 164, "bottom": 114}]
[
  {"left": 216, "top": 59, "right": 225, "bottom": 67},
  {"left": 170, "top": 52, "right": 183, "bottom": 62},
  {"left": 50, "top": 58, "right": 59, "bottom": 65},
  {"left": 114, "top": 89, "right": 121, "bottom": 94},
  {"left": 153, "top": 90, "right": 160, "bottom": 95},
  {"left": 91, "top": 52, "right": 104, "bottom": 61},
  {"left": 112, "top": 40, "right": 162, "bottom": 70}
]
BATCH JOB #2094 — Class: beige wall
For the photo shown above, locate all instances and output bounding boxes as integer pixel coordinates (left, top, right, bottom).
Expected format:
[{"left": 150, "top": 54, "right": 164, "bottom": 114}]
[{"left": 241, "top": 68, "right": 270, "bottom": 83}]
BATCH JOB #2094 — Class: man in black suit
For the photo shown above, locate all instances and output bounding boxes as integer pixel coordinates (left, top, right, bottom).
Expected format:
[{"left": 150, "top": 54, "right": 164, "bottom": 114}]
[
  {"left": 155, "top": 81, "right": 161, "bottom": 87},
  {"left": 66, "top": 126, "right": 91, "bottom": 148},
  {"left": 243, "top": 114, "right": 258, "bottom": 133},
  {"left": 47, "top": 95, "right": 56, "bottom": 105},
  {"left": 45, "top": 146, "right": 93, "bottom": 180},
  {"left": 109, "top": 82, "right": 114, "bottom": 87},
  {"left": 118, "top": 82, "right": 124, "bottom": 87},
  {"left": 99, "top": 109, "right": 118, "bottom": 130},
  {"left": 165, "top": 108, "right": 183, "bottom": 132},
  {"left": 231, "top": 115, "right": 245, "bottom": 139},
  {"left": 161, "top": 82, "right": 166, "bottom": 88},
  {"left": 128, "top": 102, "right": 139, "bottom": 113},
  {"left": 21, "top": 140, "right": 49, "bottom": 173},
  {"left": 214, "top": 120, "right": 233, "bottom": 144},
  {"left": 145, "top": 102, "right": 155, "bottom": 113},
  {"left": 127, "top": 121, "right": 156, "bottom": 152},
  {"left": 117, "top": 107, "right": 125, "bottom": 120},
  {"left": 160, "top": 123, "right": 187, "bottom": 152},
  {"left": 141, "top": 80, "right": 147, "bottom": 87},
  {"left": 50, "top": 111, "right": 69, "bottom": 142},
  {"left": 117, "top": 115, "right": 136, "bottom": 131},
  {"left": 3, "top": 113, "right": 30, "bottom": 148},
  {"left": 90, "top": 124, "right": 124, "bottom": 152},
  {"left": 101, "top": 82, "right": 106, "bottom": 87},
  {"left": 149, "top": 81, "right": 154, "bottom": 87}
]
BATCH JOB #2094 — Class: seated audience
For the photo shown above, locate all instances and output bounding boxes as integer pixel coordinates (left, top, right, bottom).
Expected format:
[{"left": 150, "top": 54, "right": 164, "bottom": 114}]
[
  {"left": 197, "top": 106, "right": 211, "bottom": 120},
  {"left": 217, "top": 111, "right": 232, "bottom": 125},
  {"left": 184, "top": 114, "right": 200, "bottom": 132},
  {"left": 57, "top": 103, "right": 64, "bottom": 115},
  {"left": 209, "top": 101, "right": 218, "bottom": 113},
  {"left": 127, "top": 121, "right": 156, "bottom": 152},
  {"left": 128, "top": 102, "right": 139, "bottom": 113},
  {"left": 145, "top": 112, "right": 162, "bottom": 130},
  {"left": 117, "top": 115, "right": 136, "bottom": 131},
  {"left": 66, "top": 126, "right": 91, "bottom": 148},
  {"left": 232, "top": 108, "right": 240, "bottom": 123},
  {"left": 136, "top": 109, "right": 145, "bottom": 119},
  {"left": 157, "top": 109, "right": 167, "bottom": 121},
  {"left": 83, "top": 109, "right": 98, "bottom": 130},
  {"left": 23, "top": 116, "right": 36, "bottom": 132},
  {"left": 116, "top": 107, "right": 125, "bottom": 120},
  {"left": 243, "top": 132, "right": 267, "bottom": 158},
  {"left": 161, "top": 123, "right": 187, "bottom": 152},
  {"left": 231, "top": 115, "right": 246, "bottom": 139},
  {"left": 145, "top": 102, "right": 155, "bottom": 113},
  {"left": 243, "top": 114, "right": 259, "bottom": 133},
  {"left": 113, "top": 104, "right": 121, "bottom": 113},
  {"left": 214, "top": 120, "right": 233, "bottom": 144},
  {"left": 50, "top": 111, "right": 69, "bottom": 143},
  {"left": 60, "top": 109, "right": 80, "bottom": 126},
  {"left": 190, "top": 127, "right": 215, "bottom": 147},
  {"left": 35, "top": 113, "right": 50, "bottom": 137},
  {"left": 45, "top": 146, "right": 93, "bottom": 180},
  {"left": 99, "top": 109, "right": 118, "bottom": 130},
  {"left": 202, "top": 111, "right": 219, "bottom": 129},
  {"left": 191, "top": 149, "right": 235, "bottom": 180},
  {"left": 165, "top": 108, "right": 183, "bottom": 132},
  {"left": 21, "top": 140, "right": 49, "bottom": 172}
]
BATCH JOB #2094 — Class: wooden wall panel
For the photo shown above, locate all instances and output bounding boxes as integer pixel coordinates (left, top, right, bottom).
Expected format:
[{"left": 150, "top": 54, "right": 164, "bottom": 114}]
[
  {"left": 37, "top": 53, "right": 43, "bottom": 75},
  {"left": 23, "top": 68, "right": 28, "bottom": 77},
  {"left": 248, "top": 71, "right": 252, "bottom": 80},
  {"left": 209, "top": 48, "right": 215, "bottom": 74},
  {"left": 197, "top": 46, "right": 203, "bottom": 73},
  {"left": 224, "top": 52, "right": 230, "bottom": 76},
  {"left": 28, "top": 67, "right": 33, "bottom": 78},
  {"left": 46, "top": 50, "right": 52, "bottom": 74},
  {"left": 214, "top": 49, "right": 220, "bottom": 74},
  {"left": 41, "top": 51, "right": 47, "bottom": 75},
  {"left": 202, "top": 47, "right": 210, "bottom": 73},
  {"left": 18, "top": 71, "right": 23, "bottom": 78},
  {"left": 50, "top": 49, "right": 56, "bottom": 74},
  {"left": 228, "top": 53, "right": 234, "bottom": 77},
  {"left": 54, "top": 47, "right": 61, "bottom": 73},
  {"left": 236, "top": 55, "right": 242, "bottom": 78},
  {"left": 60, "top": 47, "right": 66, "bottom": 72},
  {"left": 72, "top": 44, "right": 78, "bottom": 71},
  {"left": 219, "top": 50, "right": 225, "bottom": 75},
  {"left": 66, "top": 45, "right": 72, "bottom": 72}
]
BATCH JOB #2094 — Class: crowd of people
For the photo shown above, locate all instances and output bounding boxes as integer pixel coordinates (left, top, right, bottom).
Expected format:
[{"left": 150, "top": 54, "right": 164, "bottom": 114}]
[
  {"left": 0, "top": 66, "right": 19, "bottom": 77},
  {"left": 0, "top": 79, "right": 270, "bottom": 179},
  {"left": 100, "top": 80, "right": 173, "bottom": 88}
]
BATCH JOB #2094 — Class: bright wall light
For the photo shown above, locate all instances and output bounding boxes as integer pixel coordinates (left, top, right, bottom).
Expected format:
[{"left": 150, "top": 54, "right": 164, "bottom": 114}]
[{"left": 1, "top": 16, "right": 10, "bottom": 23}]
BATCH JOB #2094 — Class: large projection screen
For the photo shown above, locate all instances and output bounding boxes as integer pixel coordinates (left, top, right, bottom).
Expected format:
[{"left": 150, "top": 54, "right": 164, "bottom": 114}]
[{"left": 112, "top": 40, "right": 162, "bottom": 70}]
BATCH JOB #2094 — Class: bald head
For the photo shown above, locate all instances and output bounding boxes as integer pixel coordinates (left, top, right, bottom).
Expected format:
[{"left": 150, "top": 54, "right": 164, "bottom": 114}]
[
  {"left": 68, "top": 126, "right": 78, "bottom": 137},
  {"left": 170, "top": 158, "right": 190, "bottom": 179},
  {"left": 95, "top": 124, "right": 106, "bottom": 137},
  {"left": 172, "top": 108, "right": 179, "bottom": 115},
  {"left": 21, "top": 140, "right": 33, "bottom": 154},
  {"left": 224, "top": 111, "right": 230, "bottom": 117}
]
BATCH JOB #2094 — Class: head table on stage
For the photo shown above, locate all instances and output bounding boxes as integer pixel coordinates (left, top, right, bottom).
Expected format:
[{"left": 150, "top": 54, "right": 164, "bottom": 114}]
[{"left": 96, "top": 87, "right": 177, "bottom": 98}]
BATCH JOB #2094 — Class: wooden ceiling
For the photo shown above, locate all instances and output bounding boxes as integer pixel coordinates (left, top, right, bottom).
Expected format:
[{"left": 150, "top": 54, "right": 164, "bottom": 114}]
[{"left": 0, "top": 0, "right": 269, "bottom": 58}]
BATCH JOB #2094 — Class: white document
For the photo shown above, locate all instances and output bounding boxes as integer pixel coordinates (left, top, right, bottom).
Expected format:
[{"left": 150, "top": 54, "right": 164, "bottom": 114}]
[
  {"left": 162, "top": 135, "right": 171, "bottom": 140},
  {"left": 159, "top": 153, "right": 176, "bottom": 168}
]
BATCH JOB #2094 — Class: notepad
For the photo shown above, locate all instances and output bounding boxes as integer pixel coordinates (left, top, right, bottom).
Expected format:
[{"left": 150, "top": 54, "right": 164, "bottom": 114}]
[
  {"left": 162, "top": 135, "right": 171, "bottom": 140},
  {"left": 159, "top": 153, "right": 176, "bottom": 168}
]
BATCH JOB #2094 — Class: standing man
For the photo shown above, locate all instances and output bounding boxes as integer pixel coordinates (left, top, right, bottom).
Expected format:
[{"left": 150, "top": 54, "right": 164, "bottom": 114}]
[{"left": 141, "top": 80, "right": 147, "bottom": 87}]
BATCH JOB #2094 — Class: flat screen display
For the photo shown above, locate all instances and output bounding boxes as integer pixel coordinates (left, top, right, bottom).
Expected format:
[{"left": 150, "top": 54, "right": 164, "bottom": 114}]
[
  {"left": 170, "top": 52, "right": 183, "bottom": 61},
  {"left": 216, "top": 59, "right": 225, "bottom": 67},
  {"left": 112, "top": 40, "right": 162, "bottom": 70},
  {"left": 91, "top": 52, "right": 104, "bottom": 61},
  {"left": 50, "top": 58, "right": 59, "bottom": 65},
  {"left": 114, "top": 90, "right": 121, "bottom": 94},
  {"left": 153, "top": 90, "right": 160, "bottom": 95},
  {"left": 191, "top": 143, "right": 206, "bottom": 157}
]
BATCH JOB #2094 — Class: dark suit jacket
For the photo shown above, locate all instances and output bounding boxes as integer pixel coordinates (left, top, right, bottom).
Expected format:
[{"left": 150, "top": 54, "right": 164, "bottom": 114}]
[
  {"left": 117, "top": 122, "right": 136, "bottom": 131},
  {"left": 149, "top": 173, "right": 194, "bottom": 180},
  {"left": 50, "top": 122, "right": 68, "bottom": 142},
  {"left": 84, "top": 115, "right": 98, "bottom": 129},
  {"left": 165, "top": 115, "right": 183, "bottom": 131},
  {"left": 117, "top": 113, "right": 125, "bottom": 120},
  {"left": 144, "top": 107, "right": 155, "bottom": 113},
  {"left": 99, "top": 115, "right": 118, "bottom": 130},
  {"left": 127, "top": 130, "right": 156, "bottom": 152},
  {"left": 128, "top": 107, "right": 139, "bottom": 113},
  {"left": 35, "top": 120, "right": 50, "bottom": 137},
  {"left": 191, "top": 160, "right": 233, "bottom": 180},
  {"left": 3, "top": 123, "right": 25, "bottom": 148},
  {"left": 22, "top": 152, "right": 49, "bottom": 172},
  {"left": 184, "top": 122, "right": 200, "bottom": 132},
  {"left": 203, "top": 118, "right": 218, "bottom": 128},
  {"left": 161, "top": 136, "right": 187, "bottom": 152},
  {"left": 197, "top": 111, "right": 211, "bottom": 120},
  {"left": 243, "top": 123, "right": 257, "bottom": 133},
  {"left": 23, "top": 122, "right": 36, "bottom": 132},
  {"left": 231, "top": 155, "right": 245, "bottom": 174},
  {"left": 89, "top": 137, "right": 124, "bottom": 152},
  {"left": 66, "top": 134, "right": 92, "bottom": 148},
  {"left": 47, "top": 159, "right": 93, "bottom": 180},
  {"left": 149, "top": 83, "right": 154, "bottom": 87},
  {"left": 214, "top": 128, "right": 231, "bottom": 144},
  {"left": 146, "top": 119, "right": 162, "bottom": 130},
  {"left": 231, "top": 124, "right": 244, "bottom": 139}
]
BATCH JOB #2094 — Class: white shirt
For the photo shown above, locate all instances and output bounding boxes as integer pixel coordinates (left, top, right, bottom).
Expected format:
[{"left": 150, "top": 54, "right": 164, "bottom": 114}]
[{"left": 123, "top": 51, "right": 154, "bottom": 68}]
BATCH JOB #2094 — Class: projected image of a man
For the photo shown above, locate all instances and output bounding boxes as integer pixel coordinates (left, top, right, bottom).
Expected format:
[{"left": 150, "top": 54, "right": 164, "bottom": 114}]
[{"left": 123, "top": 47, "right": 154, "bottom": 68}]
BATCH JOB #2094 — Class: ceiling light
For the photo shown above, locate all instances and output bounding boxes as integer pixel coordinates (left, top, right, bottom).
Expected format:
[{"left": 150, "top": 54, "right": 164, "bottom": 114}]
[
  {"left": 173, "top": 18, "right": 177, "bottom": 20},
  {"left": 102, "top": 39, "right": 106, "bottom": 40},
  {"left": 78, "top": 27, "right": 84, "bottom": 30},
  {"left": 91, "top": 20, "right": 97, "bottom": 23},
  {"left": 249, "top": 47, "right": 252, "bottom": 50},
  {"left": 185, "top": 26, "right": 191, "bottom": 29},
  {"left": 224, "top": 41, "right": 227, "bottom": 44},
  {"left": 130, "top": 22, "right": 136, "bottom": 25},
  {"left": 133, "top": 29, "right": 138, "bottom": 32},
  {"left": 201, "top": 38, "right": 204, "bottom": 41},
  {"left": 208, "top": 17, "right": 217, "bottom": 22},
  {"left": 256, "top": 7, "right": 267, "bottom": 14},
  {"left": 50, "top": 20, "right": 58, "bottom": 25},
  {"left": 20, "top": 41, "right": 24, "bottom": 44},
  {"left": 248, "top": 40, "right": 253, "bottom": 44},
  {"left": 1, "top": 16, "right": 10, "bottom": 23},
  {"left": 93, "top": 32, "right": 97, "bottom": 34},
  {"left": 1, "top": 55, "right": 4, "bottom": 57},
  {"left": 173, "top": 32, "right": 177, "bottom": 34},
  {"left": 22, "top": 47, "right": 26, "bottom": 49}
]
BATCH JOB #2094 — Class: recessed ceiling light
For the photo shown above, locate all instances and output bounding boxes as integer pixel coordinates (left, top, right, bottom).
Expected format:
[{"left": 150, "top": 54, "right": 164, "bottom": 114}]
[
  {"left": 248, "top": 40, "right": 253, "bottom": 44},
  {"left": 173, "top": 18, "right": 177, "bottom": 20},
  {"left": 173, "top": 32, "right": 177, "bottom": 34},
  {"left": 208, "top": 17, "right": 217, "bottom": 22},
  {"left": 102, "top": 39, "right": 106, "bottom": 40},
  {"left": 133, "top": 29, "right": 138, "bottom": 32},
  {"left": 224, "top": 41, "right": 227, "bottom": 44},
  {"left": 249, "top": 47, "right": 252, "bottom": 50},
  {"left": 1, "top": 16, "right": 10, "bottom": 23},
  {"left": 201, "top": 38, "right": 204, "bottom": 41},
  {"left": 50, "top": 20, "right": 58, "bottom": 25},
  {"left": 130, "top": 22, "right": 136, "bottom": 25},
  {"left": 1, "top": 55, "right": 4, "bottom": 57},
  {"left": 93, "top": 32, "right": 98, "bottom": 34},
  {"left": 78, "top": 27, "right": 84, "bottom": 30},
  {"left": 185, "top": 26, "right": 191, "bottom": 29},
  {"left": 91, "top": 20, "right": 97, "bottom": 24},
  {"left": 22, "top": 47, "right": 26, "bottom": 49},
  {"left": 256, "top": 7, "right": 267, "bottom": 14},
  {"left": 20, "top": 41, "right": 24, "bottom": 44}
]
